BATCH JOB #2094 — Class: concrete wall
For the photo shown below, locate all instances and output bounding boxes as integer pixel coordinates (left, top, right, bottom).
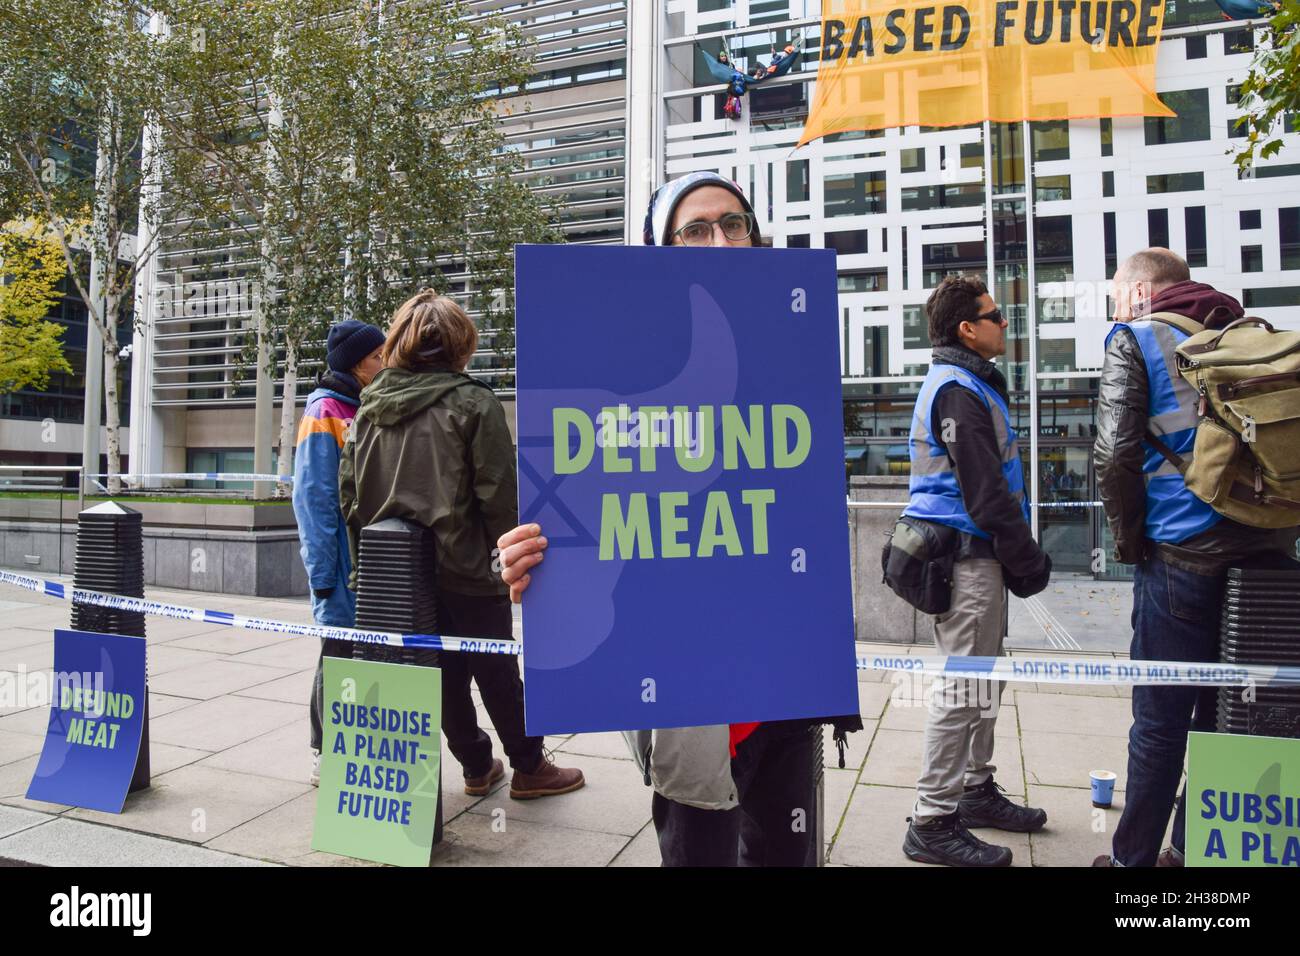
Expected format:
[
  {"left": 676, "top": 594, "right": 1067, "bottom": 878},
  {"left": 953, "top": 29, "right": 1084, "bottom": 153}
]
[
  {"left": 849, "top": 476, "right": 934, "bottom": 645},
  {"left": 0, "top": 519, "right": 308, "bottom": 597},
  {"left": 0, "top": 499, "right": 306, "bottom": 597},
  {"left": 0, "top": 419, "right": 131, "bottom": 459}
]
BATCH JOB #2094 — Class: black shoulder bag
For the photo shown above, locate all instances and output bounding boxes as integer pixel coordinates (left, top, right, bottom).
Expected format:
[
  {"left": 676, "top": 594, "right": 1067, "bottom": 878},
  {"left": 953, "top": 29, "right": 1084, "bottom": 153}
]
[{"left": 880, "top": 515, "right": 960, "bottom": 615}]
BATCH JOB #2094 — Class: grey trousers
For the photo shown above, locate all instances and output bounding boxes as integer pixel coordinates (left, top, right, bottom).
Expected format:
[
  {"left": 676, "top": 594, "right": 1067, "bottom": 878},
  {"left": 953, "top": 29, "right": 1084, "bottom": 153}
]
[{"left": 913, "top": 558, "right": 1007, "bottom": 821}]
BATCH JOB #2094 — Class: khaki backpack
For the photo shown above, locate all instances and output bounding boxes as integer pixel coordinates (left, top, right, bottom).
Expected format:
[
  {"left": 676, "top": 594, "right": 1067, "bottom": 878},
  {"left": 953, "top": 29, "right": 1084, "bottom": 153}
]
[{"left": 1145, "top": 310, "right": 1300, "bottom": 529}]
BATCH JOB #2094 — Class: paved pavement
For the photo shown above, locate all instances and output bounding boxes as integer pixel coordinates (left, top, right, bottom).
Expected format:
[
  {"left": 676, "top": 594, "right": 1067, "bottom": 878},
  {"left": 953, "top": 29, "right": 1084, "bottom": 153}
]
[
  {"left": 0, "top": 576, "right": 1151, "bottom": 867},
  {"left": 1007, "top": 575, "right": 1135, "bottom": 654}
]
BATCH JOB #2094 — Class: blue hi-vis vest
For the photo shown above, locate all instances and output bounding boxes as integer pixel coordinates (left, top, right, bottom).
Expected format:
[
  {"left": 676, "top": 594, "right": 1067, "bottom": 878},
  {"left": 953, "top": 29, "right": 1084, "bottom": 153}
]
[
  {"left": 903, "top": 364, "right": 1029, "bottom": 539},
  {"left": 1105, "top": 319, "right": 1222, "bottom": 544}
]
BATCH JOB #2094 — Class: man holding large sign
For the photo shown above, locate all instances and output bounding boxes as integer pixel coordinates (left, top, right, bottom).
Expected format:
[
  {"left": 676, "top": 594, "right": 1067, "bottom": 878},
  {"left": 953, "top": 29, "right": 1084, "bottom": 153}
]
[{"left": 503, "top": 172, "right": 861, "bottom": 865}]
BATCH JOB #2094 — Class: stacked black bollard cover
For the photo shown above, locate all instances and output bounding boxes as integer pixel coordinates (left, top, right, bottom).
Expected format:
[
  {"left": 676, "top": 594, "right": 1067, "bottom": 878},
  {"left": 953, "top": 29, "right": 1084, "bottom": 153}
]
[
  {"left": 1218, "top": 565, "right": 1300, "bottom": 739},
  {"left": 808, "top": 724, "right": 825, "bottom": 866},
  {"left": 71, "top": 501, "right": 150, "bottom": 792},
  {"left": 350, "top": 517, "right": 443, "bottom": 850}
]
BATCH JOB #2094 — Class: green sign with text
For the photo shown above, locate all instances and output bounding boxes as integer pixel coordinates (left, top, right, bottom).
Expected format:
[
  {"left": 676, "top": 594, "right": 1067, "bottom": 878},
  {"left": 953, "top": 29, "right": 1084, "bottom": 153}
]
[
  {"left": 1186, "top": 731, "right": 1300, "bottom": 868},
  {"left": 311, "top": 657, "right": 441, "bottom": 867}
]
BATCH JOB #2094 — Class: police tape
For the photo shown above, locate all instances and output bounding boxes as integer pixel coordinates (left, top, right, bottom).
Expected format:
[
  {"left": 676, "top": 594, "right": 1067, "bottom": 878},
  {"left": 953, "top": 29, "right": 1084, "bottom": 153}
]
[
  {"left": 88, "top": 473, "right": 290, "bottom": 483},
  {"left": 3, "top": 567, "right": 1298, "bottom": 688},
  {"left": 859, "top": 653, "right": 1300, "bottom": 688},
  {"left": 0, "top": 568, "right": 510, "bottom": 656}
]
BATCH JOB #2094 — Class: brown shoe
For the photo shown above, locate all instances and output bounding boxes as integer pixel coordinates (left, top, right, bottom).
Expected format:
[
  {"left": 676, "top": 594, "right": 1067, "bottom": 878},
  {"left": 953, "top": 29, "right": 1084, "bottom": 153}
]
[
  {"left": 464, "top": 758, "right": 504, "bottom": 796},
  {"left": 1091, "top": 854, "right": 1116, "bottom": 867},
  {"left": 1155, "top": 847, "right": 1185, "bottom": 867},
  {"left": 509, "top": 753, "right": 585, "bottom": 800}
]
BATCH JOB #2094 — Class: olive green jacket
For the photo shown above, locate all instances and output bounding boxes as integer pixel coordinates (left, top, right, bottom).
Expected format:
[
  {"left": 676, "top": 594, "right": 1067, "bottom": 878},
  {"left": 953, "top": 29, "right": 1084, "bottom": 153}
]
[{"left": 339, "top": 365, "right": 516, "bottom": 597}]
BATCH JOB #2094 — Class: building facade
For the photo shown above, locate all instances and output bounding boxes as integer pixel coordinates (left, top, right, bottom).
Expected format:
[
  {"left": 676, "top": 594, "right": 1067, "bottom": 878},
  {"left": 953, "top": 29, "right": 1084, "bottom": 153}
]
[
  {"left": 631, "top": 0, "right": 1300, "bottom": 572},
  {"left": 123, "top": 0, "right": 629, "bottom": 484}
]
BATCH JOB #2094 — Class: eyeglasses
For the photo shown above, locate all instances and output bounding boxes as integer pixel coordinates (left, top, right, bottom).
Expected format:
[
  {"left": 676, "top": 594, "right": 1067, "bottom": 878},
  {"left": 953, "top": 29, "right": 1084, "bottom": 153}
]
[
  {"left": 672, "top": 212, "right": 755, "bottom": 246},
  {"left": 972, "top": 308, "right": 1005, "bottom": 326}
]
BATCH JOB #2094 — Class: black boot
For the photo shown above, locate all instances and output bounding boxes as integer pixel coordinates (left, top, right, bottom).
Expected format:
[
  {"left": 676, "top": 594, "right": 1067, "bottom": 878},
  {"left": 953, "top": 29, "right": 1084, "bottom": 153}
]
[
  {"left": 959, "top": 777, "right": 1047, "bottom": 833},
  {"left": 903, "top": 812, "right": 1013, "bottom": 867}
]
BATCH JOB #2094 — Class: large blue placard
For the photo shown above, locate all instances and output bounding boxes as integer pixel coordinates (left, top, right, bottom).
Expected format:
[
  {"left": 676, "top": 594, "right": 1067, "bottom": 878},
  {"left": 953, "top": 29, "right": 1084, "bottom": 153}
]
[
  {"left": 515, "top": 244, "right": 858, "bottom": 735},
  {"left": 26, "top": 628, "right": 147, "bottom": 813}
]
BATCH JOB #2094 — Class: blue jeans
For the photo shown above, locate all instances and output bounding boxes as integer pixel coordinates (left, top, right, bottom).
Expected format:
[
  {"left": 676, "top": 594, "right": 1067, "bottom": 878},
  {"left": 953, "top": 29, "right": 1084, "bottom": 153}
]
[{"left": 1111, "top": 555, "right": 1222, "bottom": 866}]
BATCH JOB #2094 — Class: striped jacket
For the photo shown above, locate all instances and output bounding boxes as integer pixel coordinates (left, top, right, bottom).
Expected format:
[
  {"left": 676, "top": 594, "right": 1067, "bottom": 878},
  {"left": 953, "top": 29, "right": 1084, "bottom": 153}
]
[{"left": 292, "top": 380, "right": 360, "bottom": 626}]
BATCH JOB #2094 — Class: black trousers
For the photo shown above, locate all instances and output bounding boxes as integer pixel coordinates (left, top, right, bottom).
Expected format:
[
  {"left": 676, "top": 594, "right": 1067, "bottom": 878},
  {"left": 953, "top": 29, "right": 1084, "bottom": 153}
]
[
  {"left": 310, "top": 637, "right": 353, "bottom": 752},
  {"left": 652, "top": 719, "right": 820, "bottom": 867},
  {"left": 434, "top": 590, "right": 544, "bottom": 779}
]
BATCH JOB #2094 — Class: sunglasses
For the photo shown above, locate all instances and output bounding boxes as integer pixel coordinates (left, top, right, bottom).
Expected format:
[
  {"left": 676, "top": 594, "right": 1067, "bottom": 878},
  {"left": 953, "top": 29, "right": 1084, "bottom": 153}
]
[{"left": 972, "top": 308, "right": 1005, "bottom": 325}]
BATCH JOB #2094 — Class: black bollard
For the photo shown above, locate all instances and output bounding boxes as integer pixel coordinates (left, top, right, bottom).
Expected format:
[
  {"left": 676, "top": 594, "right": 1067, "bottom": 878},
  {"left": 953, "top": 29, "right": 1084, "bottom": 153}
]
[
  {"left": 1217, "top": 565, "right": 1300, "bottom": 739},
  {"left": 351, "top": 517, "right": 443, "bottom": 851},
  {"left": 71, "top": 501, "right": 150, "bottom": 792},
  {"left": 807, "top": 724, "right": 825, "bottom": 867}
]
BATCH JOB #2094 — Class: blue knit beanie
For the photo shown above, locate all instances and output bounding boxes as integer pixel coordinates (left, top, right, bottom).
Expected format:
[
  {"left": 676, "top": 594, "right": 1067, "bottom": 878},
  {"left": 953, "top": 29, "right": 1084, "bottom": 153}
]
[{"left": 326, "top": 320, "right": 386, "bottom": 372}]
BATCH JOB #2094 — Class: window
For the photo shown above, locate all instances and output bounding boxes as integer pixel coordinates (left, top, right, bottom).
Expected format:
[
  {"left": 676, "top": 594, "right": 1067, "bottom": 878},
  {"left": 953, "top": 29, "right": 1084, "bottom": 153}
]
[
  {"left": 1031, "top": 121, "right": 1070, "bottom": 162},
  {"left": 1104, "top": 211, "right": 1117, "bottom": 277},
  {"left": 1145, "top": 89, "right": 1211, "bottom": 145},
  {"left": 1254, "top": 164, "right": 1300, "bottom": 179},
  {"left": 1100, "top": 118, "right": 1113, "bottom": 158},
  {"left": 1147, "top": 172, "right": 1205, "bottom": 193},
  {"left": 1186, "top": 207, "right": 1207, "bottom": 268},
  {"left": 838, "top": 270, "right": 888, "bottom": 292},
  {"left": 903, "top": 305, "right": 930, "bottom": 349},
  {"left": 1240, "top": 209, "right": 1261, "bottom": 230},
  {"left": 902, "top": 226, "right": 908, "bottom": 289},
  {"left": 1102, "top": 171, "right": 1114, "bottom": 197},
  {"left": 991, "top": 122, "right": 1025, "bottom": 193},
  {"left": 750, "top": 83, "right": 807, "bottom": 118},
  {"left": 923, "top": 241, "right": 985, "bottom": 287},
  {"left": 1224, "top": 28, "right": 1254, "bottom": 55},
  {"left": 851, "top": 324, "right": 890, "bottom": 381},
  {"left": 900, "top": 182, "right": 985, "bottom": 211},
  {"left": 1280, "top": 208, "right": 1300, "bottom": 270},
  {"left": 1186, "top": 35, "right": 1207, "bottom": 59},
  {"left": 786, "top": 234, "right": 810, "bottom": 248},
  {"left": 750, "top": 0, "right": 790, "bottom": 26},
  {"left": 825, "top": 129, "right": 883, "bottom": 143},
  {"left": 185, "top": 449, "right": 271, "bottom": 491},
  {"left": 1243, "top": 287, "right": 1300, "bottom": 309},
  {"left": 1241, "top": 246, "right": 1264, "bottom": 272},
  {"left": 1148, "top": 209, "right": 1170, "bottom": 248},
  {"left": 900, "top": 148, "right": 926, "bottom": 173},
  {"left": 1035, "top": 216, "right": 1074, "bottom": 318},
  {"left": 1038, "top": 339, "right": 1076, "bottom": 372},
  {"left": 824, "top": 171, "right": 886, "bottom": 217},
  {"left": 786, "top": 160, "right": 809, "bottom": 203},
  {"left": 1035, "top": 216, "right": 1073, "bottom": 264},
  {"left": 1035, "top": 175, "right": 1070, "bottom": 201},
  {"left": 1164, "top": 0, "right": 1231, "bottom": 27},
  {"left": 826, "top": 230, "right": 868, "bottom": 256}
]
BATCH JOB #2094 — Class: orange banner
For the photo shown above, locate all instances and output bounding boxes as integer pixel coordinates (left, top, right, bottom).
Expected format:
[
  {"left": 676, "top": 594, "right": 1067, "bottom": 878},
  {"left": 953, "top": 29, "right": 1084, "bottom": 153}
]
[{"left": 798, "top": 0, "right": 1173, "bottom": 145}]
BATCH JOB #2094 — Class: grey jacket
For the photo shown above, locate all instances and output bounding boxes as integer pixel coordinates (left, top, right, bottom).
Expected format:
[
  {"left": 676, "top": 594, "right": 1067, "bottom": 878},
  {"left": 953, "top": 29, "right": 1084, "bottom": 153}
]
[{"left": 622, "top": 727, "right": 738, "bottom": 810}]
